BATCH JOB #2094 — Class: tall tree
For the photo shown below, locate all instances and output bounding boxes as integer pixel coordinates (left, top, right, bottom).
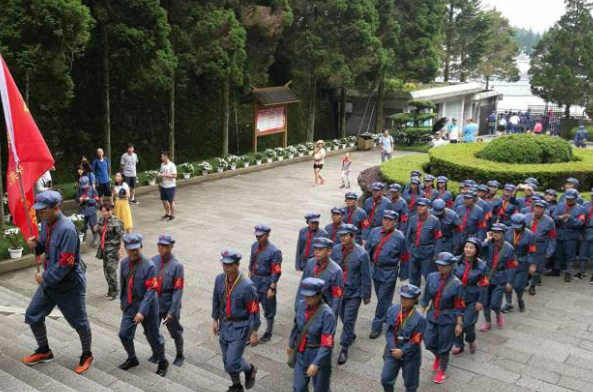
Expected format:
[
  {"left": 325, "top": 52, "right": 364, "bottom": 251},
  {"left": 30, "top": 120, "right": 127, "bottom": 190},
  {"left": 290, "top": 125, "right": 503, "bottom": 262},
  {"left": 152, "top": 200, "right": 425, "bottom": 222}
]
[
  {"left": 450, "top": 0, "right": 488, "bottom": 82},
  {"left": 529, "top": 0, "right": 593, "bottom": 118}
]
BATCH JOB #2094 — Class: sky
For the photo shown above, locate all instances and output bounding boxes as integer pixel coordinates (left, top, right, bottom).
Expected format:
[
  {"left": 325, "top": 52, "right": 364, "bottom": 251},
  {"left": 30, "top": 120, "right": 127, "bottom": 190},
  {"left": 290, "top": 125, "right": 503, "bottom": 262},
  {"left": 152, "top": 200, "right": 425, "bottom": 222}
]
[{"left": 483, "top": 0, "right": 567, "bottom": 32}]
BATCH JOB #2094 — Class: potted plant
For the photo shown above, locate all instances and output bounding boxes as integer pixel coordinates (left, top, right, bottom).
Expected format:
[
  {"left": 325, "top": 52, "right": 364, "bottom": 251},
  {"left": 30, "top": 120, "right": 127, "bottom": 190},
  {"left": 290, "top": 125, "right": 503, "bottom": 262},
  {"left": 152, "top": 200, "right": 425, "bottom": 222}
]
[
  {"left": 70, "top": 214, "right": 86, "bottom": 243},
  {"left": 273, "top": 147, "right": 285, "bottom": 161},
  {"left": 239, "top": 155, "right": 250, "bottom": 168},
  {"left": 3, "top": 193, "right": 9, "bottom": 224},
  {"left": 215, "top": 157, "right": 228, "bottom": 173},
  {"left": 254, "top": 153, "right": 263, "bottom": 165},
  {"left": 179, "top": 163, "right": 194, "bottom": 179},
  {"left": 145, "top": 170, "right": 158, "bottom": 186},
  {"left": 285, "top": 146, "right": 297, "bottom": 159},
  {"left": 306, "top": 142, "right": 315, "bottom": 155},
  {"left": 325, "top": 141, "right": 333, "bottom": 151},
  {"left": 332, "top": 139, "right": 341, "bottom": 150},
  {"left": 199, "top": 161, "right": 212, "bottom": 176},
  {"left": 264, "top": 149, "right": 276, "bottom": 163},
  {"left": 227, "top": 155, "right": 239, "bottom": 170},
  {"left": 348, "top": 135, "right": 357, "bottom": 147},
  {"left": 4, "top": 227, "right": 22, "bottom": 259},
  {"left": 296, "top": 144, "right": 307, "bottom": 157}
]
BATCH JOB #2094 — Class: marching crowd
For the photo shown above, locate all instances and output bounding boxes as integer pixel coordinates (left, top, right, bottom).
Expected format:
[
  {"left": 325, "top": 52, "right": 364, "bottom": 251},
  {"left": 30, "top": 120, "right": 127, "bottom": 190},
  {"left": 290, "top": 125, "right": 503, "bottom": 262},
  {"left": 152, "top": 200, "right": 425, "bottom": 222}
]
[{"left": 16, "top": 167, "right": 592, "bottom": 392}]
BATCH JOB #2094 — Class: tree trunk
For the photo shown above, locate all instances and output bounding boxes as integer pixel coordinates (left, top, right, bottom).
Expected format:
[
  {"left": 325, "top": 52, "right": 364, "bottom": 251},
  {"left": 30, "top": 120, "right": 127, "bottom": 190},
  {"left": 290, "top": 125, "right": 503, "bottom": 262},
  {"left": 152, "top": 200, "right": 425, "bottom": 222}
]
[
  {"left": 24, "top": 69, "right": 30, "bottom": 107},
  {"left": 339, "top": 86, "right": 347, "bottom": 138},
  {"left": 101, "top": 25, "right": 111, "bottom": 162},
  {"left": 444, "top": 0, "right": 455, "bottom": 82},
  {"left": 168, "top": 74, "right": 175, "bottom": 161},
  {"left": 221, "top": 74, "right": 230, "bottom": 157},
  {"left": 485, "top": 75, "right": 490, "bottom": 90},
  {"left": 306, "top": 75, "right": 317, "bottom": 142},
  {"left": 375, "top": 75, "right": 385, "bottom": 134},
  {"left": 565, "top": 104, "right": 571, "bottom": 119}
]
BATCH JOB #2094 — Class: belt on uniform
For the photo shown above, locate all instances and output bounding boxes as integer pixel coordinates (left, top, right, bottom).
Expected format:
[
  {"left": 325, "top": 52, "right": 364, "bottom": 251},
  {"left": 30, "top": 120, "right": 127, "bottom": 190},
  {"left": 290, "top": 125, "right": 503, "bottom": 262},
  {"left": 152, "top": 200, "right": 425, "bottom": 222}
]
[
  {"left": 221, "top": 316, "right": 249, "bottom": 322},
  {"left": 160, "top": 289, "right": 174, "bottom": 294},
  {"left": 254, "top": 272, "right": 271, "bottom": 276},
  {"left": 305, "top": 344, "right": 321, "bottom": 349}
]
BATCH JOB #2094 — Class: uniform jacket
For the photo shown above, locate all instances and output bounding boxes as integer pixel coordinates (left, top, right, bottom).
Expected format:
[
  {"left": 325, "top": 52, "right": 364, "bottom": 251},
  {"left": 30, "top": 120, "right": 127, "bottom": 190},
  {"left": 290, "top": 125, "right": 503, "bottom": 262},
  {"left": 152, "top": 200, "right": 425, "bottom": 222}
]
[
  {"left": 212, "top": 273, "right": 261, "bottom": 332},
  {"left": 524, "top": 213, "right": 557, "bottom": 258},
  {"left": 481, "top": 240, "right": 516, "bottom": 286},
  {"left": 420, "top": 272, "right": 465, "bottom": 325},
  {"left": 403, "top": 190, "right": 421, "bottom": 216},
  {"left": 493, "top": 196, "right": 519, "bottom": 226},
  {"left": 295, "top": 227, "right": 329, "bottom": 271},
  {"left": 151, "top": 253, "right": 184, "bottom": 317},
  {"left": 299, "top": 258, "right": 344, "bottom": 316},
  {"left": 249, "top": 241, "right": 282, "bottom": 292},
  {"left": 364, "top": 196, "right": 394, "bottom": 229},
  {"left": 289, "top": 301, "right": 336, "bottom": 367},
  {"left": 504, "top": 228, "right": 536, "bottom": 272},
  {"left": 385, "top": 305, "right": 426, "bottom": 359},
  {"left": 422, "top": 187, "right": 438, "bottom": 202},
  {"left": 120, "top": 255, "right": 159, "bottom": 316},
  {"left": 582, "top": 201, "right": 593, "bottom": 241},
  {"left": 553, "top": 202, "right": 586, "bottom": 241},
  {"left": 453, "top": 257, "right": 488, "bottom": 305},
  {"left": 365, "top": 227, "right": 409, "bottom": 282},
  {"left": 343, "top": 206, "right": 368, "bottom": 242},
  {"left": 325, "top": 222, "right": 344, "bottom": 243},
  {"left": 406, "top": 213, "right": 442, "bottom": 258},
  {"left": 455, "top": 204, "right": 487, "bottom": 241},
  {"left": 433, "top": 208, "right": 462, "bottom": 242},
  {"left": 437, "top": 189, "right": 453, "bottom": 208},
  {"left": 390, "top": 197, "right": 409, "bottom": 233},
  {"left": 330, "top": 243, "right": 371, "bottom": 300}
]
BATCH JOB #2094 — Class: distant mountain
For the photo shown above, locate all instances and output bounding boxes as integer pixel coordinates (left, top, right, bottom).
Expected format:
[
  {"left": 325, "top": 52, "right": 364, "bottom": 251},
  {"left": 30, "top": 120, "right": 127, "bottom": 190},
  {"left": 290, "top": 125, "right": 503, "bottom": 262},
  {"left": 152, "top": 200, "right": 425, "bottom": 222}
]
[{"left": 512, "top": 27, "right": 543, "bottom": 54}]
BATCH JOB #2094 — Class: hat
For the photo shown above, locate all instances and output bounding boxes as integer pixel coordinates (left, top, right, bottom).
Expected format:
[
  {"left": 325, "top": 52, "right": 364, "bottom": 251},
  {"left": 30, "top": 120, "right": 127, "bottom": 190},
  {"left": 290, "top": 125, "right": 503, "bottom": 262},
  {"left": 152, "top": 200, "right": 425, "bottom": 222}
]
[
  {"left": 416, "top": 198, "right": 432, "bottom": 207},
  {"left": 221, "top": 248, "right": 242, "bottom": 264},
  {"left": 436, "top": 252, "right": 457, "bottom": 266},
  {"left": 399, "top": 284, "right": 422, "bottom": 299},
  {"left": 389, "top": 183, "right": 403, "bottom": 192},
  {"left": 564, "top": 188, "right": 579, "bottom": 199},
  {"left": 300, "top": 277, "right": 325, "bottom": 297},
  {"left": 305, "top": 213, "right": 321, "bottom": 223},
  {"left": 372, "top": 182, "right": 385, "bottom": 191},
  {"left": 345, "top": 192, "right": 358, "bottom": 200},
  {"left": 579, "top": 124, "right": 585, "bottom": 129},
  {"left": 33, "top": 190, "right": 63, "bottom": 210},
  {"left": 312, "top": 237, "right": 334, "bottom": 249},
  {"left": 504, "top": 183, "right": 516, "bottom": 192},
  {"left": 383, "top": 210, "right": 399, "bottom": 221},
  {"left": 79, "top": 176, "right": 90, "bottom": 188},
  {"left": 410, "top": 170, "right": 422, "bottom": 178},
  {"left": 316, "top": 140, "right": 325, "bottom": 145},
  {"left": 544, "top": 189, "right": 557, "bottom": 197},
  {"left": 331, "top": 207, "right": 344, "bottom": 215},
  {"left": 525, "top": 177, "right": 539, "bottom": 187},
  {"left": 464, "top": 237, "right": 482, "bottom": 253},
  {"left": 487, "top": 180, "right": 500, "bottom": 188},
  {"left": 511, "top": 214, "right": 527, "bottom": 229},
  {"left": 337, "top": 224, "right": 357, "bottom": 236},
  {"left": 477, "top": 185, "right": 489, "bottom": 193},
  {"left": 254, "top": 224, "right": 271, "bottom": 236},
  {"left": 437, "top": 176, "right": 449, "bottom": 183},
  {"left": 424, "top": 175, "right": 435, "bottom": 182},
  {"left": 157, "top": 233, "right": 175, "bottom": 245},
  {"left": 566, "top": 178, "right": 580, "bottom": 187},
  {"left": 463, "top": 191, "right": 477, "bottom": 199},
  {"left": 410, "top": 177, "right": 421, "bottom": 185},
  {"left": 491, "top": 223, "right": 507, "bottom": 232},
  {"left": 431, "top": 199, "right": 446, "bottom": 215},
  {"left": 533, "top": 200, "right": 548, "bottom": 208},
  {"left": 465, "top": 180, "right": 477, "bottom": 187},
  {"left": 123, "top": 233, "right": 143, "bottom": 250}
]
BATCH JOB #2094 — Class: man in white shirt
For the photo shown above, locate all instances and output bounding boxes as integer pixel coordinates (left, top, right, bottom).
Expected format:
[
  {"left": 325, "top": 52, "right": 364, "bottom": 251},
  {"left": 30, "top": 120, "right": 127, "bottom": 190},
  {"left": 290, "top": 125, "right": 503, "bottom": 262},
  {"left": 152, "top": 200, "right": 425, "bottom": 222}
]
[
  {"left": 379, "top": 129, "right": 394, "bottom": 162},
  {"left": 432, "top": 131, "right": 448, "bottom": 147},
  {"left": 120, "top": 144, "right": 139, "bottom": 204},
  {"left": 509, "top": 112, "right": 520, "bottom": 134},
  {"left": 158, "top": 151, "right": 177, "bottom": 221}
]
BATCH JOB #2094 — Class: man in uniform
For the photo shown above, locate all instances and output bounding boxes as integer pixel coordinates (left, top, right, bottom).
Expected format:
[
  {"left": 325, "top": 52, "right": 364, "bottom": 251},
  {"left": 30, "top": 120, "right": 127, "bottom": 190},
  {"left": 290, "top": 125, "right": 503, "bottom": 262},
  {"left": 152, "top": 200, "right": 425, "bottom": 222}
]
[
  {"left": 544, "top": 189, "right": 558, "bottom": 216},
  {"left": 476, "top": 185, "right": 494, "bottom": 230},
  {"left": 297, "top": 237, "right": 344, "bottom": 317},
  {"left": 248, "top": 224, "right": 282, "bottom": 343},
  {"left": 94, "top": 202, "right": 125, "bottom": 300},
  {"left": 510, "top": 182, "right": 537, "bottom": 211},
  {"left": 524, "top": 200, "right": 557, "bottom": 294},
  {"left": 325, "top": 208, "right": 344, "bottom": 242},
  {"left": 364, "top": 182, "right": 393, "bottom": 237},
  {"left": 493, "top": 184, "right": 518, "bottom": 226},
  {"left": 295, "top": 213, "right": 329, "bottom": 271},
  {"left": 388, "top": 184, "right": 409, "bottom": 233},
  {"left": 431, "top": 199, "right": 462, "bottom": 254},
  {"left": 212, "top": 248, "right": 260, "bottom": 392},
  {"left": 118, "top": 233, "right": 169, "bottom": 376},
  {"left": 407, "top": 198, "right": 443, "bottom": 287},
  {"left": 366, "top": 210, "right": 409, "bottom": 339},
  {"left": 560, "top": 178, "right": 584, "bottom": 204},
  {"left": 486, "top": 180, "right": 500, "bottom": 203},
  {"left": 151, "top": 234, "right": 185, "bottom": 366},
  {"left": 23, "top": 191, "right": 94, "bottom": 374},
  {"left": 343, "top": 192, "right": 369, "bottom": 245},
  {"left": 455, "top": 191, "right": 487, "bottom": 251},
  {"left": 330, "top": 224, "right": 371, "bottom": 365}
]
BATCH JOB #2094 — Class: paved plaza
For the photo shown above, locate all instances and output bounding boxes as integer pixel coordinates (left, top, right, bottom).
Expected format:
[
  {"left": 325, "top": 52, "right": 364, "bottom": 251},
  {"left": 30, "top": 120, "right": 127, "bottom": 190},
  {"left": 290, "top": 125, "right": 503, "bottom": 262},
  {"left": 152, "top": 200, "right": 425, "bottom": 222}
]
[{"left": 1, "top": 149, "right": 593, "bottom": 391}]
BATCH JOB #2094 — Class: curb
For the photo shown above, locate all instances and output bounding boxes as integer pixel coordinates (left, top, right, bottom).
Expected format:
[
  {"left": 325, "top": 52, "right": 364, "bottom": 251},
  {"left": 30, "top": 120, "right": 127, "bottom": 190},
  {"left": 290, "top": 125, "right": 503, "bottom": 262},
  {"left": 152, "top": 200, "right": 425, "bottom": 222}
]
[{"left": 0, "top": 243, "right": 90, "bottom": 274}]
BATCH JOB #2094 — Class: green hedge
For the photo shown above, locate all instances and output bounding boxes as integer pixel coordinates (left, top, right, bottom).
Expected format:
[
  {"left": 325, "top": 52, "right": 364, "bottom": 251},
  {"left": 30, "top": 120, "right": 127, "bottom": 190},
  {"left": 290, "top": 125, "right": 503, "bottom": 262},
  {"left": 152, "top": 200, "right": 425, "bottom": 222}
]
[
  {"left": 429, "top": 143, "right": 593, "bottom": 189},
  {"left": 392, "top": 128, "right": 432, "bottom": 146},
  {"left": 477, "top": 135, "right": 574, "bottom": 164}
]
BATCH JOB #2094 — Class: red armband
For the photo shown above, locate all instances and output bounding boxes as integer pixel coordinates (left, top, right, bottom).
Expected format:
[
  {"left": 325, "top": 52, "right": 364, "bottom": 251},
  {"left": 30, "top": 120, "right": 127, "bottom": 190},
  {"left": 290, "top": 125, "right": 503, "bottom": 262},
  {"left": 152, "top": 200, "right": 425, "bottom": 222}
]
[
  {"left": 173, "top": 277, "right": 184, "bottom": 289},
  {"left": 247, "top": 301, "right": 260, "bottom": 314},
  {"left": 401, "top": 253, "right": 410, "bottom": 263},
  {"left": 362, "top": 219, "right": 370, "bottom": 229},
  {"left": 478, "top": 275, "right": 489, "bottom": 287},
  {"left": 410, "top": 332, "right": 422, "bottom": 344},
  {"left": 145, "top": 277, "right": 158, "bottom": 290},
  {"left": 58, "top": 252, "right": 76, "bottom": 267},
  {"left": 548, "top": 229, "right": 557, "bottom": 239},
  {"left": 400, "top": 214, "right": 408, "bottom": 223},
  {"left": 332, "top": 286, "right": 344, "bottom": 298},
  {"left": 454, "top": 225, "right": 463, "bottom": 233},
  {"left": 454, "top": 298, "right": 466, "bottom": 309},
  {"left": 477, "top": 220, "right": 486, "bottom": 229},
  {"left": 320, "top": 334, "right": 334, "bottom": 348},
  {"left": 271, "top": 263, "right": 282, "bottom": 274},
  {"left": 528, "top": 244, "right": 536, "bottom": 253},
  {"left": 434, "top": 229, "right": 442, "bottom": 239},
  {"left": 446, "top": 200, "right": 453, "bottom": 208},
  {"left": 578, "top": 214, "right": 586, "bottom": 221},
  {"left": 485, "top": 212, "right": 492, "bottom": 221},
  {"left": 155, "top": 276, "right": 163, "bottom": 294},
  {"left": 506, "top": 259, "right": 518, "bottom": 269}
]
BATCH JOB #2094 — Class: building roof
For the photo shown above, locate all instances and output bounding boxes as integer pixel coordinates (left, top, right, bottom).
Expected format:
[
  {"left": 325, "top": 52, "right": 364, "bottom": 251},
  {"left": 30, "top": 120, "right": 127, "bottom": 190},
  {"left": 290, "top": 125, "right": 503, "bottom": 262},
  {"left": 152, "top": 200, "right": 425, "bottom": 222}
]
[
  {"left": 410, "top": 82, "right": 484, "bottom": 101},
  {"left": 249, "top": 85, "right": 300, "bottom": 106}
]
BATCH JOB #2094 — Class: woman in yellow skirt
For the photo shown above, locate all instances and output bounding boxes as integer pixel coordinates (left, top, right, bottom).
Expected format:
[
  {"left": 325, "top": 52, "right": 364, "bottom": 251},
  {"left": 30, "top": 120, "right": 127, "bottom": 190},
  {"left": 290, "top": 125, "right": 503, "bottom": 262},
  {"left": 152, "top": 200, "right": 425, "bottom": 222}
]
[{"left": 112, "top": 172, "right": 133, "bottom": 233}]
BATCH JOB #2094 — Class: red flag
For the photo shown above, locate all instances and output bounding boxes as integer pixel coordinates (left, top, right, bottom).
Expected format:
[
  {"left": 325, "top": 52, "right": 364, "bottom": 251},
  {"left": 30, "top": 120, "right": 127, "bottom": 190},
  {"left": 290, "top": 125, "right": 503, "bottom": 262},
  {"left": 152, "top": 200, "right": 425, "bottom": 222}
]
[{"left": 0, "top": 54, "right": 54, "bottom": 239}]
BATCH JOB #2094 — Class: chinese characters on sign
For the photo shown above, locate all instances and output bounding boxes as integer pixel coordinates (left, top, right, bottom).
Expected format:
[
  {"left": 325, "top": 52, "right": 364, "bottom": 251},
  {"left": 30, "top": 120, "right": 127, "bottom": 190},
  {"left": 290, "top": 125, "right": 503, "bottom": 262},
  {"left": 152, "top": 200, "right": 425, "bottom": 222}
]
[{"left": 256, "top": 107, "right": 286, "bottom": 135}]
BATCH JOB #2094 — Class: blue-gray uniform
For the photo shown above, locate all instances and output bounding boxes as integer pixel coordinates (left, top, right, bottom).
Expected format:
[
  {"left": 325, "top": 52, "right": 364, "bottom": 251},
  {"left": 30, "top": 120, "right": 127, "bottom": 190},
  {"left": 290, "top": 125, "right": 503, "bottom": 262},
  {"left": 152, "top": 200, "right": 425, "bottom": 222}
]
[
  {"left": 431, "top": 199, "right": 462, "bottom": 254},
  {"left": 493, "top": 194, "right": 519, "bottom": 226},
  {"left": 455, "top": 195, "right": 487, "bottom": 247},
  {"left": 452, "top": 253, "right": 488, "bottom": 351},
  {"left": 330, "top": 225, "right": 371, "bottom": 352},
  {"left": 553, "top": 190, "right": 586, "bottom": 276},
  {"left": 381, "top": 284, "right": 425, "bottom": 392},
  {"left": 344, "top": 192, "right": 369, "bottom": 244},
  {"left": 403, "top": 178, "right": 421, "bottom": 218},
  {"left": 249, "top": 224, "right": 282, "bottom": 336},
  {"left": 212, "top": 249, "right": 260, "bottom": 387},
  {"left": 365, "top": 210, "right": 409, "bottom": 336},
  {"left": 151, "top": 234, "right": 184, "bottom": 362},
  {"left": 559, "top": 178, "right": 584, "bottom": 204},
  {"left": 389, "top": 184, "right": 409, "bottom": 233},
  {"left": 298, "top": 238, "right": 345, "bottom": 316},
  {"left": 421, "top": 253, "right": 465, "bottom": 375},
  {"left": 579, "top": 197, "right": 593, "bottom": 275},
  {"left": 363, "top": 184, "right": 394, "bottom": 233},
  {"left": 510, "top": 192, "right": 536, "bottom": 211},
  {"left": 437, "top": 190, "right": 453, "bottom": 209},
  {"left": 75, "top": 176, "right": 100, "bottom": 242},
  {"left": 289, "top": 278, "right": 336, "bottom": 392},
  {"left": 295, "top": 213, "right": 329, "bottom": 271},
  {"left": 476, "top": 194, "right": 494, "bottom": 229},
  {"left": 503, "top": 215, "right": 536, "bottom": 311},
  {"left": 525, "top": 205, "right": 557, "bottom": 286},
  {"left": 325, "top": 207, "right": 344, "bottom": 242},
  {"left": 119, "top": 235, "right": 166, "bottom": 368},
  {"left": 25, "top": 191, "right": 92, "bottom": 366}
]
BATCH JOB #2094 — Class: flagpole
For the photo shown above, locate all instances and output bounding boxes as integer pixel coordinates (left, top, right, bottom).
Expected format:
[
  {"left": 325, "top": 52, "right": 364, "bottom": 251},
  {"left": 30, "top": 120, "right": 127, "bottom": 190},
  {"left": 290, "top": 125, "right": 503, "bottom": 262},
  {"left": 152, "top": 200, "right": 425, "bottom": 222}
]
[{"left": 15, "top": 161, "right": 40, "bottom": 273}]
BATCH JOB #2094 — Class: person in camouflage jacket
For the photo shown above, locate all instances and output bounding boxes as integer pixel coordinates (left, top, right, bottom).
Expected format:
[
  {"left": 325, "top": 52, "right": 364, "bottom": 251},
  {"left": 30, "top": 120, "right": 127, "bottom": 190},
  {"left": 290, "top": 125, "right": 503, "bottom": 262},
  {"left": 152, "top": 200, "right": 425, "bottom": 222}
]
[{"left": 95, "top": 203, "right": 125, "bottom": 299}]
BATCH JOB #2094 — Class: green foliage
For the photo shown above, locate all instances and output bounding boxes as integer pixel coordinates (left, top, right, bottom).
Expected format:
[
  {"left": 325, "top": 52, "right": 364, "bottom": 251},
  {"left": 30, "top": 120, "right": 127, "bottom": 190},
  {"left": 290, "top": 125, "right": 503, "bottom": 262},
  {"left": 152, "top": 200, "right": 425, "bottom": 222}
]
[
  {"left": 429, "top": 143, "right": 593, "bottom": 189},
  {"left": 477, "top": 135, "right": 574, "bottom": 164},
  {"left": 392, "top": 128, "right": 433, "bottom": 146},
  {"left": 569, "top": 124, "right": 593, "bottom": 139},
  {"left": 513, "top": 27, "right": 542, "bottom": 54},
  {"left": 408, "top": 100, "right": 436, "bottom": 110}
]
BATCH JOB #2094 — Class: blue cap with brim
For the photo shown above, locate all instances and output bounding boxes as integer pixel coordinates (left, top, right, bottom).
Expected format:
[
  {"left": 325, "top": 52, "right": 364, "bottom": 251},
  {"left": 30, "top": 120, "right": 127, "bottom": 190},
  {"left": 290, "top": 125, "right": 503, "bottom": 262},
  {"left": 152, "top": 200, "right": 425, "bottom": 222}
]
[
  {"left": 511, "top": 214, "right": 527, "bottom": 229},
  {"left": 372, "top": 182, "right": 385, "bottom": 191},
  {"left": 157, "top": 233, "right": 175, "bottom": 245},
  {"left": 564, "top": 189, "right": 579, "bottom": 199},
  {"left": 254, "top": 224, "right": 271, "bottom": 236},
  {"left": 437, "top": 176, "right": 448, "bottom": 183},
  {"left": 389, "top": 184, "right": 402, "bottom": 192},
  {"left": 416, "top": 198, "right": 432, "bottom": 207},
  {"left": 221, "top": 248, "right": 242, "bottom": 264},
  {"left": 312, "top": 237, "right": 333, "bottom": 249},
  {"left": 123, "top": 233, "right": 143, "bottom": 249},
  {"left": 337, "top": 223, "right": 357, "bottom": 236},
  {"left": 399, "top": 284, "right": 422, "bottom": 298},
  {"left": 463, "top": 191, "right": 476, "bottom": 199},
  {"left": 431, "top": 199, "right": 446, "bottom": 214},
  {"left": 504, "top": 184, "right": 516, "bottom": 192},
  {"left": 33, "top": 190, "right": 63, "bottom": 210},
  {"left": 383, "top": 210, "right": 399, "bottom": 221},
  {"left": 533, "top": 200, "right": 548, "bottom": 208},
  {"left": 79, "top": 176, "right": 90, "bottom": 188},
  {"left": 305, "top": 213, "right": 321, "bottom": 222},
  {"left": 300, "top": 277, "right": 325, "bottom": 297},
  {"left": 491, "top": 223, "right": 507, "bottom": 232},
  {"left": 331, "top": 207, "right": 344, "bottom": 215},
  {"left": 544, "top": 189, "right": 557, "bottom": 197},
  {"left": 410, "top": 177, "right": 421, "bottom": 185},
  {"left": 345, "top": 192, "right": 358, "bottom": 200},
  {"left": 436, "top": 252, "right": 457, "bottom": 266}
]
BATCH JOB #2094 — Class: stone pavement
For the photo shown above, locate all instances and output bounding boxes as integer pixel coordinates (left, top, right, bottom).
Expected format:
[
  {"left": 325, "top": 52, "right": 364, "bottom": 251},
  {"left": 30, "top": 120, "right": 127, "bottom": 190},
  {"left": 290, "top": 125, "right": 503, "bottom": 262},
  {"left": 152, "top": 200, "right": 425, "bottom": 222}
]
[{"left": 1, "top": 148, "right": 593, "bottom": 392}]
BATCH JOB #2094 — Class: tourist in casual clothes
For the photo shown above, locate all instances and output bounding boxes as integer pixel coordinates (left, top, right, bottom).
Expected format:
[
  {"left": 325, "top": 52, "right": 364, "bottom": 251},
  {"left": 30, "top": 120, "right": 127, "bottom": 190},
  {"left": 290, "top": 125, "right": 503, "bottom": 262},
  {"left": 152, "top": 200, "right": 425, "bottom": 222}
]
[
  {"left": 487, "top": 112, "right": 496, "bottom": 135},
  {"left": 121, "top": 143, "right": 139, "bottom": 204},
  {"left": 79, "top": 160, "right": 96, "bottom": 189},
  {"left": 94, "top": 203, "right": 125, "bottom": 300},
  {"left": 158, "top": 151, "right": 177, "bottom": 221},
  {"left": 432, "top": 131, "right": 447, "bottom": 147},
  {"left": 379, "top": 129, "right": 394, "bottom": 162},
  {"left": 509, "top": 112, "right": 520, "bottom": 134},
  {"left": 313, "top": 140, "right": 326, "bottom": 186},
  {"left": 92, "top": 148, "right": 112, "bottom": 204},
  {"left": 497, "top": 116, "right": 507, "bottom": 135},
  {"left": 533, "top": 120, "right": 543, "bottom": 134},
  {"left": 340, "top": 152, "right": 352, "bottom": 189},
  {"left": 35, "top": 167, "right": 54, "bottom": 195},
  {"left": 75, "top": 176, "right": 100, "bottom": 245},
  {"left": 463, "top": 118, "right": 478, "bottom": 143},
  {"left": 112, "top": 172, "right": 134, "bottom": 233},
  {"left": 446, "top": 118, "right": 459, "bottom": 143}
]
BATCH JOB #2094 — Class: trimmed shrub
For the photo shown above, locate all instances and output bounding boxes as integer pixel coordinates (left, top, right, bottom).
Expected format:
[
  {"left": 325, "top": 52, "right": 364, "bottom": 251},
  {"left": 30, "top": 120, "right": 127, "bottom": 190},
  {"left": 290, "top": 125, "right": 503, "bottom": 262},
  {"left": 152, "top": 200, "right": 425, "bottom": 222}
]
[
  {"left": 476, "top": 135, "right": 574, "bottom": 164},
  {"left": 392, "top": 127, "right": 433, "bottom": 146},
  {"left": 429, "top": 143, "right": 593, "bottom": 190}
]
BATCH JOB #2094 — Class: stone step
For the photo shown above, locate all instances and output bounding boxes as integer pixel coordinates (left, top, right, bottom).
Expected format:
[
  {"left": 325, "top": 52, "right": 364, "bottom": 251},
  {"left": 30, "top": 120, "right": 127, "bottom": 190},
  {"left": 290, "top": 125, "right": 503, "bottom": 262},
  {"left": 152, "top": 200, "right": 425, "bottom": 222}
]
[{"left": 0, "top": 367, "right": 40, "bottom": 392}]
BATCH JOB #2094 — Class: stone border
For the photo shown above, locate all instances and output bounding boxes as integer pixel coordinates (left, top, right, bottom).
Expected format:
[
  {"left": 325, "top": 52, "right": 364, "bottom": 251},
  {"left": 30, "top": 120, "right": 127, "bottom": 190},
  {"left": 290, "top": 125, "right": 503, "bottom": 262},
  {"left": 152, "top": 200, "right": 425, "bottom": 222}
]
[{"left": 0, "top": 243, "right": 89, "bottom": 274}]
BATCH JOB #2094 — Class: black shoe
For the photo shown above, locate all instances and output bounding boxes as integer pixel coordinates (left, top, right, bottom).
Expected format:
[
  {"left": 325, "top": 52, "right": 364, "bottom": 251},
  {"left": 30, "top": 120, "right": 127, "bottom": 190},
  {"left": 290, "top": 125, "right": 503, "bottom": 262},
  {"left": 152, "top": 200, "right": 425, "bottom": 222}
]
[
  {"left": 518, "top": 300, "right": 525, "bottom": 312},
  {"left": 501, "top": 304, "right": 513, "bottom": 313},
  {"left": 226, "top": 385, "right": 244, "bottom": 392},
  {"left": 353, "top": 333, "right": 357, "bottom": 341},
  {"left": 168, "top": 215, "right": 175, "bottom": 221},
  {"left": 119, "top": 356, "right": 139, "bottom": 370},
  {"left": 173, "top": 354, "right": 185, "bottom": 367},
  {"left": 536, "top": 281, "right": 542, "bottom": 286},
  {"left": 161, "top": 214, "right": 170, "bottom": 219},
  {"left": 147, "top": 354, "right": 158, "bottom": 364},
  {"left": 564, "top": 272, "right": 572, "bottom": 283},
  {"left": 543, "top": 269, "right": 560, "bottom": 277},
  {"left": 260, "top": 332, "right": 272, "bottom": 343},
  {"left": 369, "top": 331, "right": 381, "bottom": 339},
  {"left": 130, "top": 199, "right": 138, "bottom": 204},
  {"left": 582, "top": 272, "right": 588, "bottom": 278},
  {"left": 156, "top": 359, "right": 169, "bottom": 377},
  {"left": 528, "top": 285, "right": 536, "bottom": 296},
  {"left": 245, "top": 364, "right": 257, "bottom": 390},
  {"left": 337, "top": 349, "right": 348, "bottom": 365}
]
